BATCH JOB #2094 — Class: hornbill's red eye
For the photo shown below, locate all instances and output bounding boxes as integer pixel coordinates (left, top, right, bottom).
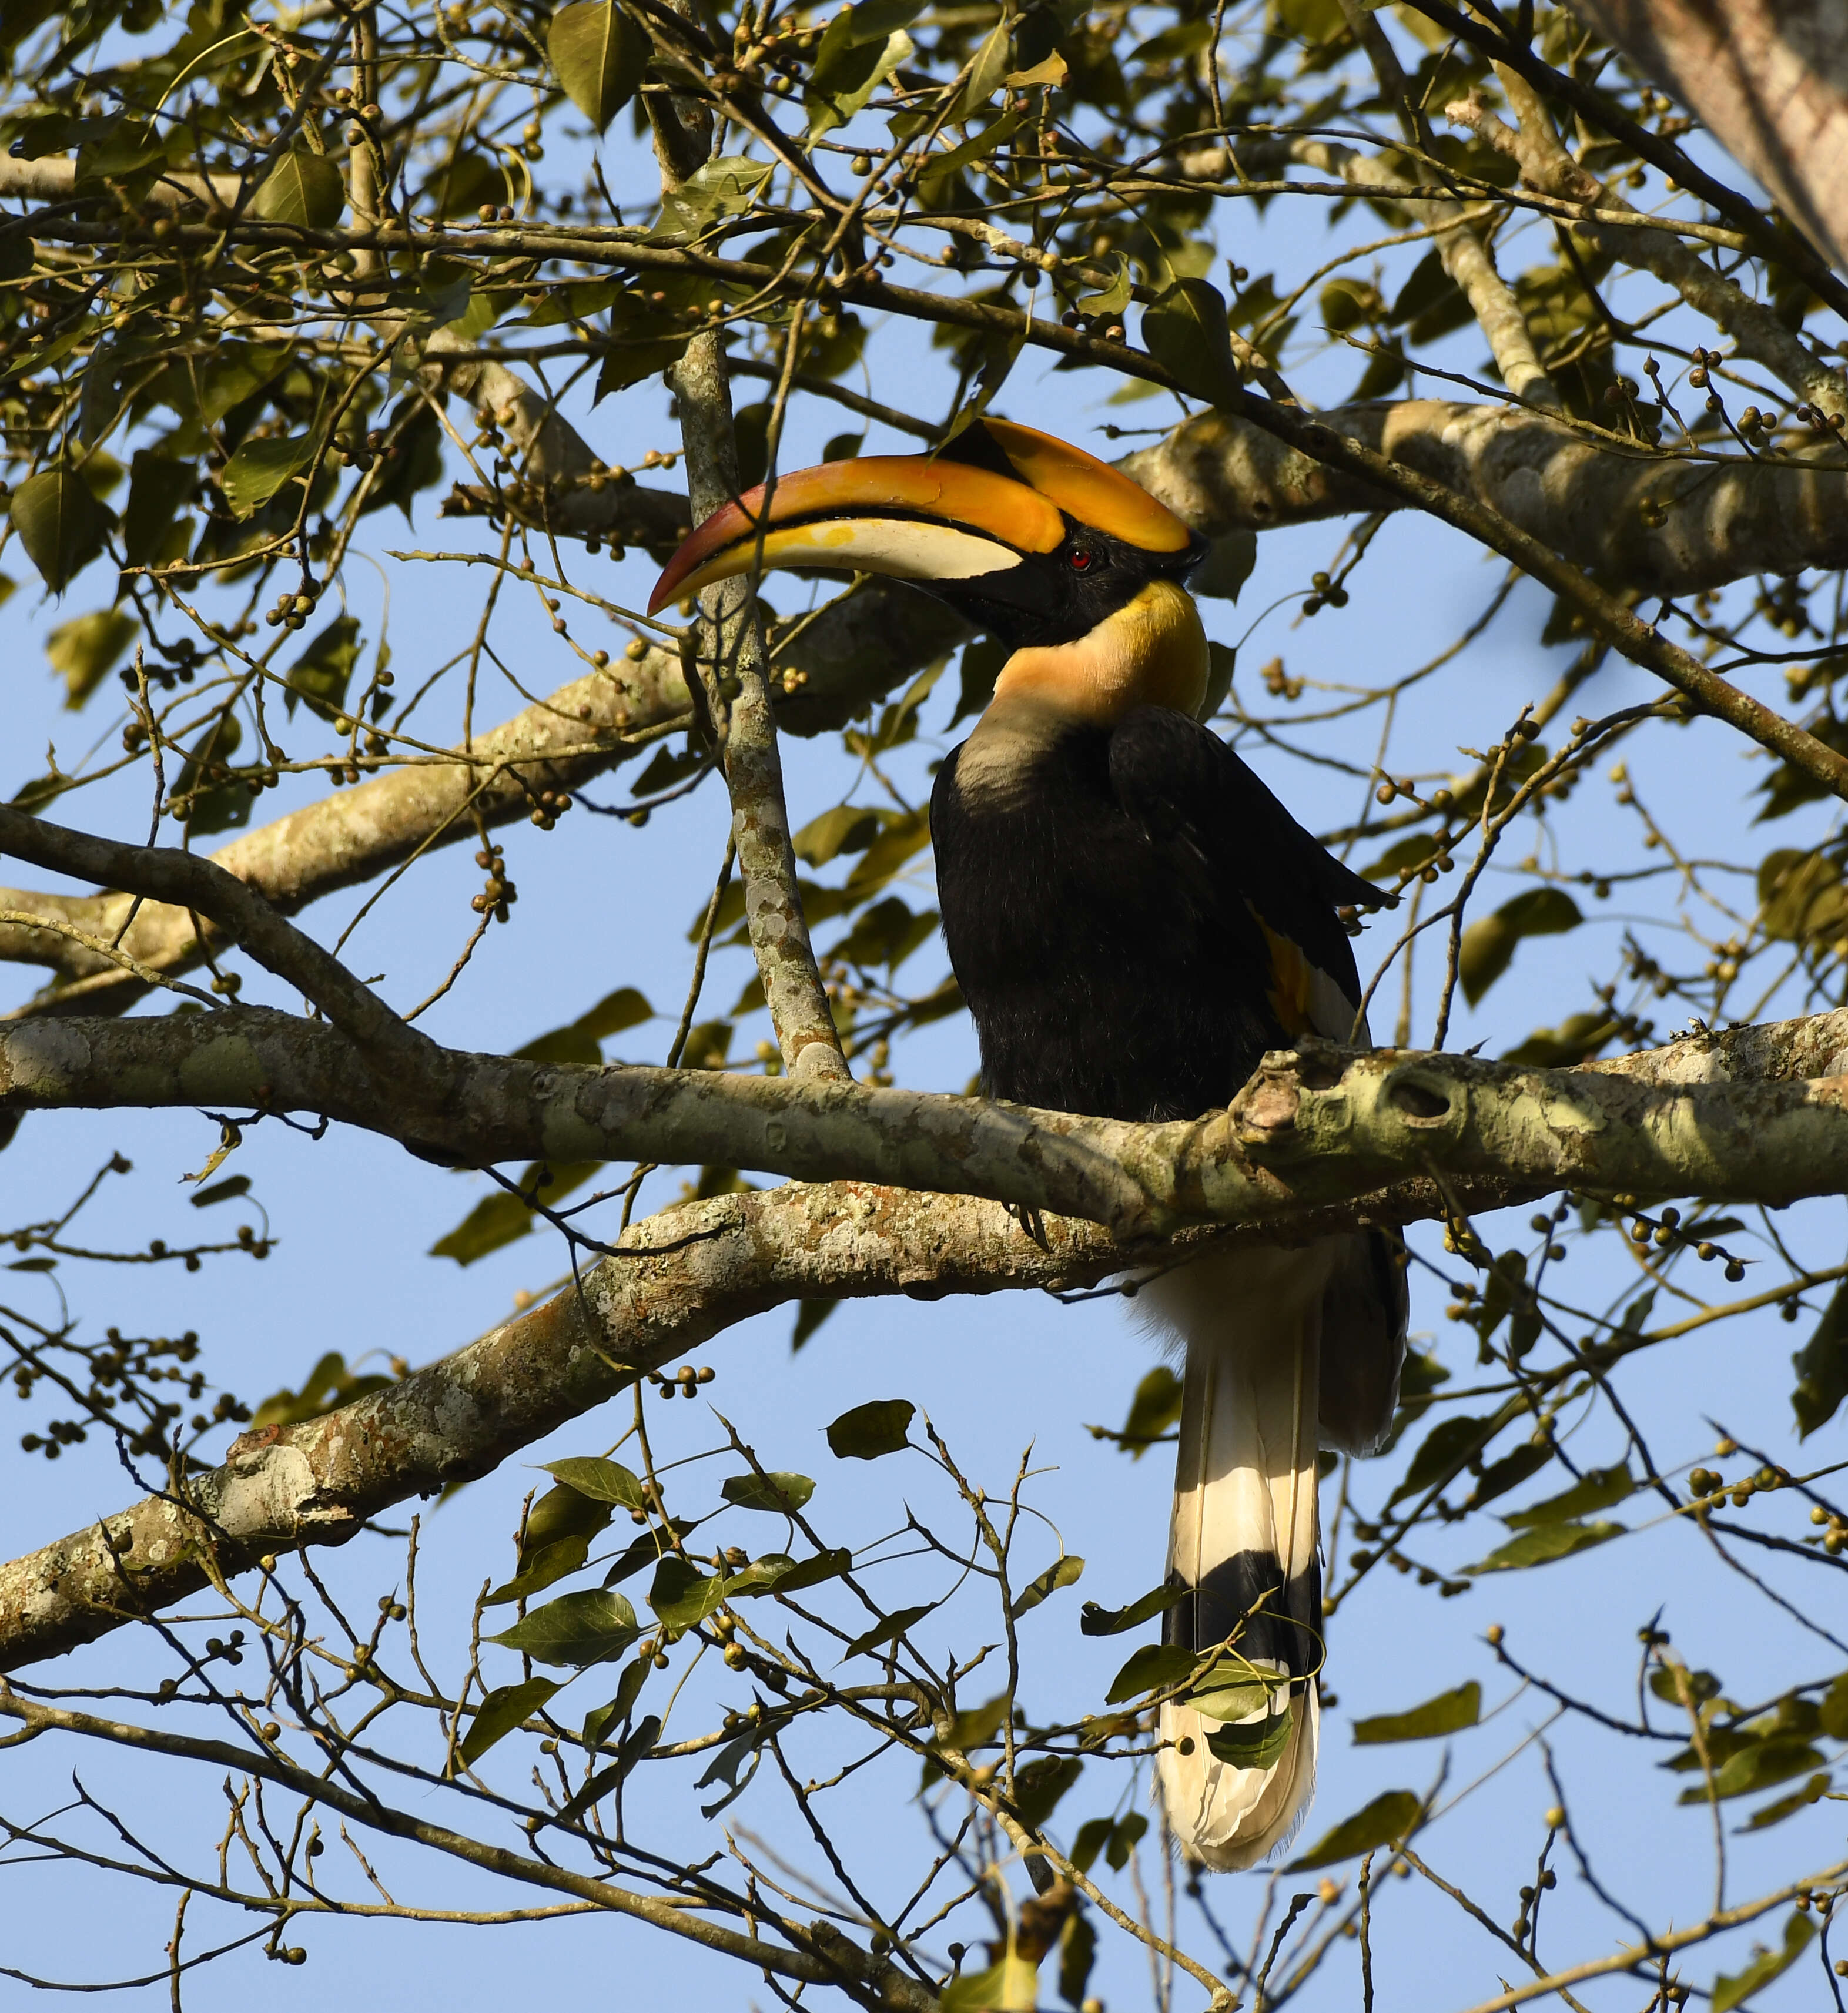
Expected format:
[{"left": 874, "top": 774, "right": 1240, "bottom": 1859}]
[{"left": 1068, "top": 545, "right": 1097, "bottom": 571}]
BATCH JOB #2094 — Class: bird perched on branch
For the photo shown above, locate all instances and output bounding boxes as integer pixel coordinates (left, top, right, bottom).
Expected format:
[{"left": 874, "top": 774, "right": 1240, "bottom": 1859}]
[{"left": 652, "top": 417, "right": 1406, "bottom": 1869}]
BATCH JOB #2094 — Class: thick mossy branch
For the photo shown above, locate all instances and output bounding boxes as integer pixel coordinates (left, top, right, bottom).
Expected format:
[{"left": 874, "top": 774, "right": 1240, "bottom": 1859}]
[
  {"left": 4, "top": 1006, "right": 1848, "bottom": 1235},
  {"left": 4, "top": 1008, "right": 1846, "bottom": 1676}
]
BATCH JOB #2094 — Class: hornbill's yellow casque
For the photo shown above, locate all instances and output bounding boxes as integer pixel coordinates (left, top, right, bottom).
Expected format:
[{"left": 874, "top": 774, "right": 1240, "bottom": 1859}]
[{"left": 652, "top": 418, "right": 1408, "bottom": 1868}]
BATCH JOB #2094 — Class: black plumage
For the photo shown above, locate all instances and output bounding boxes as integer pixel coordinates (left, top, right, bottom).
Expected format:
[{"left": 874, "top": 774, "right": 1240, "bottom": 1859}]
[{"left": 930, "top": 704, "right": 1380, "bottom": 1123}]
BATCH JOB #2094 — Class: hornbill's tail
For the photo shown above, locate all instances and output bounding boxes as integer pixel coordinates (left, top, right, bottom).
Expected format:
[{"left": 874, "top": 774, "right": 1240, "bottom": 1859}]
[{"left": 1140, "top": 1245, "right": 1331, "bottom": 1870}]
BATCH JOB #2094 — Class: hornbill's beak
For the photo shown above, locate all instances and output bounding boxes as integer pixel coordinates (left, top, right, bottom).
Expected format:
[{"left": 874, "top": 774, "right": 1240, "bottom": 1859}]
[{"left": 647, "top": 417, "right": 1196, "bottom": 618}]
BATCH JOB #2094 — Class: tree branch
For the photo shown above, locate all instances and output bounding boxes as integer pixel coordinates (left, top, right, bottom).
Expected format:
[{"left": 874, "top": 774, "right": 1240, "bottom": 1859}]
[
  {"left": 1564, "top": 0, "right": 1848, "bottom": 276},
  {"left": 0, "top": 810, "right": 447, "bottom": 1099},
  {"left": 0, "top": 586, "right": 955, "bottom": 1008},
  {"left": 1123, "top": 394, "right": 1848, "bottom": 594},
  {"left": 2, "top": 1004, "right": 1844, "bottom": 1673},
  {"left": 5, "top": 989, "right": 1848, "bottom": 1233},
  {"left": 1406, "top": 0, "right": 1848, "bottom": 325},
  {"left": 1291, "top": 136, "right": 1560, "bottom": 408},
  {"left": 1448, "top": 74, "right": 1848, "bottom": 415},
  {"left": 0, "top": 1695, "right": 936, "bottom": 2011},
  {"left": 672, "top": 330, "right": 851, "bottom": 1082}
]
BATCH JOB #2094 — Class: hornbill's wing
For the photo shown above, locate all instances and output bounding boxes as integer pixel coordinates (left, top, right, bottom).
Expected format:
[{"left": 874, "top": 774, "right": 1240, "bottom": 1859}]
[
  {"left": 1106, "top": 705, "right": 1388, "bottom": 1050},
  {"left": 1109, "top": 704, "right": 1407, "bottom": 1451}
]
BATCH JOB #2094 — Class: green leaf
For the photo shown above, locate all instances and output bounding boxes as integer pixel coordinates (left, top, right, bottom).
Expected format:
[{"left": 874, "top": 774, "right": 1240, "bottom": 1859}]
[
  {"left": 1068, "top": 1817, "right": 1112, "bottom": 1874},
  {"left": 460, "top": 1677, "right": 561, "bottom": 1767},
  {"left": 1074, "top": 250, "right": 1134, "bottom": 319},
  {"left": 1463, "top": 1443, "right": 1552, "bottom": 1513},
  {"left": 721, "top": 1470, "right": 815, "bottom": 1514},
  {"left": 807, "top": 19, "right": 915, "bottom": 135},
  {"left": 563, "top": 1711, "right": 662, "bottom": 1823},
  {"left": 1131, "top": 16, "right": 1214, "bottom": 61},
  {"left": 46, "top": 606, "right": 135, "bottom": 709},
  {"left": 1679, "top": 1738, "right": 1826, "bottom": 1804},
  {"left": 250, "top": 1351, "right": 393, "bottom": 1431},
  {"left": 195, "top": 342, "right": 291, "bottom": 425},
  {"left": 1104, "top": 1811, "right": 1148, "bottom": 1871},
  {"left": 826, "top": 895, "right": 938, "bottom": 974},
  {"left": 1106, "top": 1365, "right": 1183, "bottom": 1457},
  {"left": 487, "top": 1532, "right": 594, "bottom": 1606},
  {"left": 1285, "top": 1789, "right": 1421, "bottom": 1870},
  {"left": 1390, "top": 245, "right": 1472, "bottom": 344},
  {"left": 582, "top": 1656, "right": 651, "bottom": 1749},
  {"left": 793, "top": 803, "right": 883, "bottom": 867},
  {"left": 601, "top": 1520, "right": 694, "bottom": 1588},
  {"left": 0, "top": 233, "right": 34, "bottom": 283},
  {"left": 1205, "top": 1707, "right": 1294, "bottom": 1770},
  {"left": 1009, "top": 1555, "right": 1084, "bottom": 1619},
  {"left": 651, "top": 155, "right": 775, "bottom": 243},
  {"left": 1192, "top": 531, "right": 1257, "bottom": 602},
  {"left": 1711, "top": 1910, "right": 1815, "bottom": 2012},
  {"left": 513, "top": 982, "right": 654, "bottom": 1066},
  {"left": 595, "top": 331, "right": 692, "bottom": 399},
  {"left": 647, "top": 1555, "right": 727, "bottom": 1631},
  {"left": 220, "top": 433, "right": 316, "bottom": 521},
  {"left": 1104, "top": 1643, "right": 1196, "bottom": 1704},
  {"left": 792, "top": 1299, "right": 839, "bottom": 1352},
  {"left": 548, "top": 0, "right": 650, "bottom": 132},
  {"left": 1739, "top": 1770, "right": 1830, "bottom": 1831},
  {"left": 493, "top": 1480, "right": 617, "bottom": 1599},
  {"left": 1057, "top": 1910, "right": 1097, "bottom": 2010},
  {"left": 1012, "top": 1754, "right": 1082, "bottom": 1828},
  {"left": 1389, "top": 1413, "right": 1494, "bottom": 1506},
  {"left": 1459, "top": 887, "right": 1583, "bottom": 1004},
  {"left": 1141, "top": 280, "right": 1244, "bottom": 409},
  {"left": 1793, "top": 1276, "right": 1848, "bottom": 1436},
  {"left": 845, "top": 806, "right": 931, "bottom": 897},
  {"left": 1759, "top": 848, "right": 1848, "bottom": 944},
  {"left": 738, "top": 1546, "right": 849, "bottom": 1597},
  {"left": 574, "top": 985, "right": 654, "bottom": 1040},
  {"left": 941, "top": 1693, "right": 1010, "bottom": 1754},
  {"left": 917, "top": 108, "right": 1022, "bottom": 192},
  {"left": 711, "top": 1553, "right": 789, "bottom": 1597},
  {"left": 122, "top": 451, "right": 195, "bottom": 570},
  {"left": 542, "top": 1457, "right": 648, "bottom": 1509},
  {"left": 1820, "top": 1672, "right": 1848, "bottom": 1740},
  {"left": 10, "top": 468, "right": 111, "bottom": 592},
  {"left": 428, "top": 1160, "right": 598, "bottom": 1264},
  {"left": 250, "top": 150, "right": 345, "bottom": 229},
  {"left": 515, "top": 1024, "right": 601, "bottom": 1068},
  {"left": 1080, "top": 1582, "right": 1187, "bottom": 1636},
  {"left": 486, "top": 1589, "right": 640, "bottom": 1667},
  {"left": 941, "top": 1955, "right": 1039, "bottom": 2012},
  {"left": 948, "top": 18, "right": 1013, "bottom": 119},
  {"left": 1466, "top": 1520, "right": 1625, "bottom": 1574},
  {"left": 1501, "top": 1010, "right": 1621, "bottom": 1069},
  {"left": 190, "top": 1175, "right": 251, "bottom": 1209},
  {"left": 284, "top": 614, "right": 361, "bottom": 722},
  {"left": 1352, "top": 1681, "right": 1481, "bottom": 1744},
  {"left": 1502, "top": 1465, "right": 1634, "bottom": 1530},
  {"left": 842, "top": 1603, "right": 935, "bottom": 1659},
  {"left": 826, "top": 1397, "right": 915, "bottom": 1459}
]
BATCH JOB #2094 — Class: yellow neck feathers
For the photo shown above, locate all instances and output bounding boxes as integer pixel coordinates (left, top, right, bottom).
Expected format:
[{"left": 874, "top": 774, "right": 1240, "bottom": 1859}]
[{"left": 991, "top": 579, "right": 1210, "bottom": 726}]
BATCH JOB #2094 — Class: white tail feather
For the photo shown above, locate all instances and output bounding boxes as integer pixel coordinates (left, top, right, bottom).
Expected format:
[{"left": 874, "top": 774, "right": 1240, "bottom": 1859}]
[{"left": 1139, "top": 1244, "right": 1332, "bottom": 1870}]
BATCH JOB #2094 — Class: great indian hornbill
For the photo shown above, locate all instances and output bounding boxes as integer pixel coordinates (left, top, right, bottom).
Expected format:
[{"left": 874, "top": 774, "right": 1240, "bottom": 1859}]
[{"left": 651, "top": 418, "right": 1407, "bottom": 1868}]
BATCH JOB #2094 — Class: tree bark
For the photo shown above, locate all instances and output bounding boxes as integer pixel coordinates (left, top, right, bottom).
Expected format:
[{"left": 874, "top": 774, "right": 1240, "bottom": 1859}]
[
  {"left": 1123, "top": 400, "right": 1848, "bottom": 597},
  {"left": 1567, "top": 0, "right": 1848, "bottom": 276},
  {"left": 3, "top": 1004, "right": 1844, "bottom": 1676}
]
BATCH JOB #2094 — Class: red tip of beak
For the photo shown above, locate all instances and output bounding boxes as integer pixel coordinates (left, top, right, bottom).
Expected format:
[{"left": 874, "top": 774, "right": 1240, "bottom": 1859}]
[{"left": 647, "top": 488, "right": 766, "bottom": 616}]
